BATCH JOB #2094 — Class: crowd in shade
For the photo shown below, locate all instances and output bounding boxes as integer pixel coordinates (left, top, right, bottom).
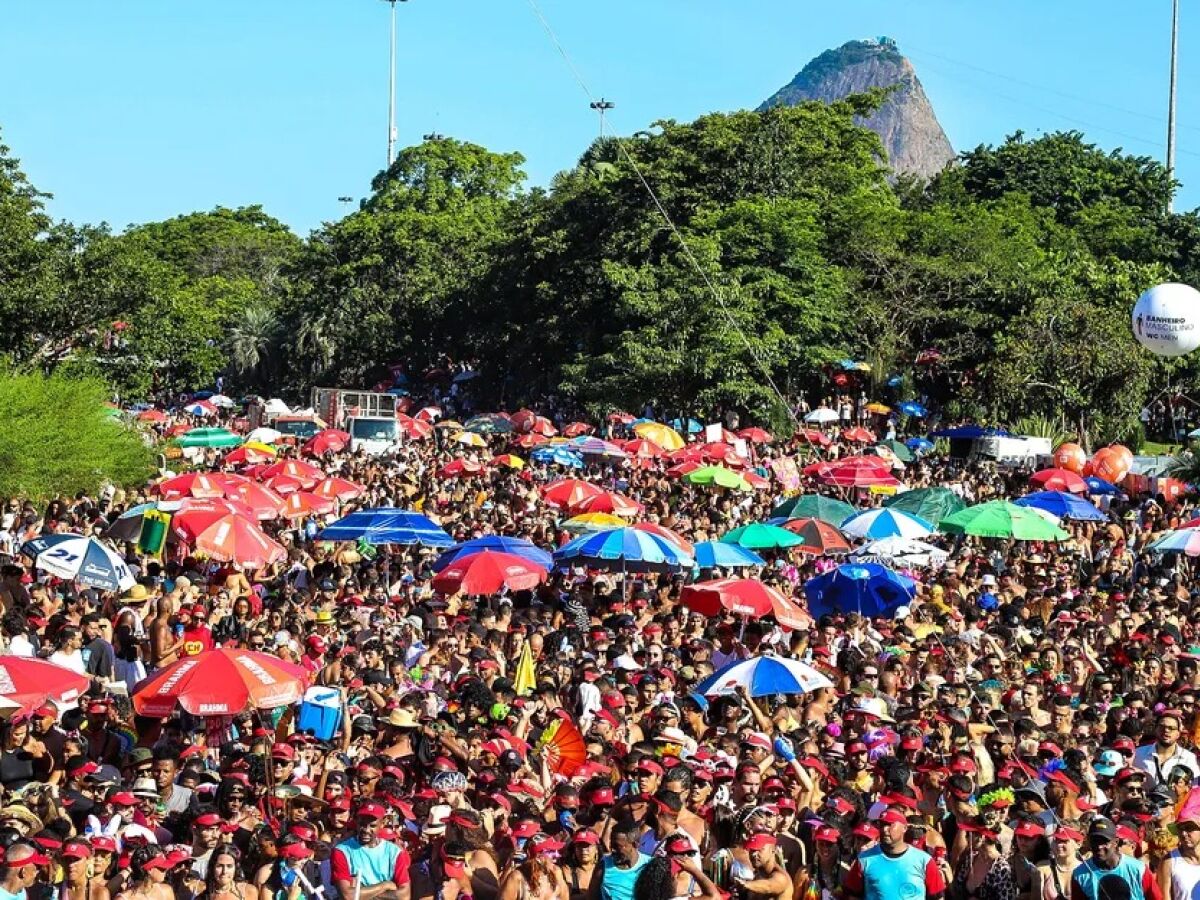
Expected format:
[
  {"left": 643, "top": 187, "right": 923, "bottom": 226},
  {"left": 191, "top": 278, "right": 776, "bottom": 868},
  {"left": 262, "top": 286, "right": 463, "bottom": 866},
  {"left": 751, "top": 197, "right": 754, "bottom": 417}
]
[{"left": 3, "top": 380, "right": 1200, "bottom": 900}]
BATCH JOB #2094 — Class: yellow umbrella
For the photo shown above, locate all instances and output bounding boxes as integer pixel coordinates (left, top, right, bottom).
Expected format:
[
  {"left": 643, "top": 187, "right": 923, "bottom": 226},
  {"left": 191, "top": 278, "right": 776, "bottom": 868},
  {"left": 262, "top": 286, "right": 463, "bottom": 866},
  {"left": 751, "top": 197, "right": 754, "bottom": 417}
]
[
  {"left": 633, "top": 422, "right": 685, "bottom": 451},
  {"left": 241, "top": 440, "right": 278, "bottom": 457},
  {"left": 865, "top": 402, "right": 891, "bottom": 415},
  {"left": 562, "top": 512, "right": 626, "bottom": 533},
  {"left": 490, "top": 454, "right": 525, "bottom": 470},
  {"left": 452, "top": 431, "right": 487, "bottom": 447},
  {"left": 513, "top": 641, "right": 537, "bottom": 696}
]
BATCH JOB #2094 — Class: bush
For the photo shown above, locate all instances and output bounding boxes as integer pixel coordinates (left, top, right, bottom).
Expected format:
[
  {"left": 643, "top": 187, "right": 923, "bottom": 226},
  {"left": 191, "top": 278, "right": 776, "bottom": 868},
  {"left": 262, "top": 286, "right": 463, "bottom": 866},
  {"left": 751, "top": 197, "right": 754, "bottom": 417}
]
[{"left": 0, "top": 371, "right": 154, "bottom": 502}]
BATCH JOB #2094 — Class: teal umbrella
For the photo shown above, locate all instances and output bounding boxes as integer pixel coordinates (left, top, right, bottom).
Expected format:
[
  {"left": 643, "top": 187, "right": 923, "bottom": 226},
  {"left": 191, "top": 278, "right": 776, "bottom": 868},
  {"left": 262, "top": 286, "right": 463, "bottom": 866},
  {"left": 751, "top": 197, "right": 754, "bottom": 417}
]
[
  {"left": 175, "top": 428, "right": 242, "bottom": 449},
  {"left": 771, "top": 495, "right": 857, "bottom": 527},
  {"left": 884, "top": 487, "right": 966, "bottom": 523},
  {"left": 720, "top": 523, "right": 805, "bottom": 550}
]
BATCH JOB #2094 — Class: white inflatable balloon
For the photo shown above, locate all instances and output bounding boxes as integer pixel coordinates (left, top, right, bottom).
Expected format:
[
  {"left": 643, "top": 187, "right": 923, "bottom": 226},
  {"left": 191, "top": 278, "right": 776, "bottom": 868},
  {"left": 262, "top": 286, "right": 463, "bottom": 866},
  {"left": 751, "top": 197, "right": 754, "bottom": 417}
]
[{"left": 1132, "top": 283, "right": 1200, "bottom": 356}]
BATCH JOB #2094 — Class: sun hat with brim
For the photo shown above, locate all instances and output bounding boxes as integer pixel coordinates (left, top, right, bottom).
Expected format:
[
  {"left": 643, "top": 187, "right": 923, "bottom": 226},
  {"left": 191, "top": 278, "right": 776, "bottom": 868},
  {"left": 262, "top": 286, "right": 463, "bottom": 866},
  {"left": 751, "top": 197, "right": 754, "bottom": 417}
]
[{"left": 1, "top": 847, "right": 50, "bottom": 867}]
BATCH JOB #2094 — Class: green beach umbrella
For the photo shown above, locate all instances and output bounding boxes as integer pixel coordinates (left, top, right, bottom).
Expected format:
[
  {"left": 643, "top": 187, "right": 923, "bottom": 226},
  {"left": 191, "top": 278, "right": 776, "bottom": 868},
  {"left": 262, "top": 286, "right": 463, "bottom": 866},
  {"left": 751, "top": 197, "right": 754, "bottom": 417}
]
[
  {"left": 938, "top": 500, "right": 1070, "bottom": 541},
  {"left": 875, "top": 440, "right": 913, "bottom": 463},
  {"left": 684, "top": 465, "right": 752, "bottom": 491},
  {"left": 884, "top": 487, "right": 967, "bottom": 523},
  {"left": 771, "top": 495, "right": 858, "bottom": 527},
  {"left": 175, "top": 427, "right": 242, "bottom": 449},
  {"left": 720, "top": 523, "right": 806, "bottom": 550}
]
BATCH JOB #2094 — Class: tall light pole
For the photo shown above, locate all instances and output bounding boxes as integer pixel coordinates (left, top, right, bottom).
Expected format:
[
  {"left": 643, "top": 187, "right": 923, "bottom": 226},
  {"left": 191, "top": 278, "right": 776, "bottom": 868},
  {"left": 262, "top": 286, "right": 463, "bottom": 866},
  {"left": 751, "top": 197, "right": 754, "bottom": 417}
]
[
  {"left": 590, "top": 98, "right": 615, "bottom": 138},
  {"left": 1168, "top": 0, "right": 1180, "bottom": 212},
  {"left": 384, "top": 0, "right": 408, "bottom": 168}
]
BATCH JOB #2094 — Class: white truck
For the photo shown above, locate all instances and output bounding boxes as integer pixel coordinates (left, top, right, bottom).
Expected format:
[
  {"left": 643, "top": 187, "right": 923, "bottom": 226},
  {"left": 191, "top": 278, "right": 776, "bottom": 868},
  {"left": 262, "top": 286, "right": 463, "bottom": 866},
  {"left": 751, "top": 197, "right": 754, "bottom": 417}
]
[
  {"left": 310, "top": 388, "right": 401, "bottom": 455},
  {"left": 973, "top": 435, "right": 1053, "bottom": 467}
]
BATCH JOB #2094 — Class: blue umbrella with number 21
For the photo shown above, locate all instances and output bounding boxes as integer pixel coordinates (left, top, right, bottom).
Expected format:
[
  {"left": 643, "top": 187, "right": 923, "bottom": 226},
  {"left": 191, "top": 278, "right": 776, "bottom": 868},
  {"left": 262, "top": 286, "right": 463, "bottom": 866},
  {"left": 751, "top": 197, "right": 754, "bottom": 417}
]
[{"left": 804, "top": 563, "right": 915, "bottom": 619}]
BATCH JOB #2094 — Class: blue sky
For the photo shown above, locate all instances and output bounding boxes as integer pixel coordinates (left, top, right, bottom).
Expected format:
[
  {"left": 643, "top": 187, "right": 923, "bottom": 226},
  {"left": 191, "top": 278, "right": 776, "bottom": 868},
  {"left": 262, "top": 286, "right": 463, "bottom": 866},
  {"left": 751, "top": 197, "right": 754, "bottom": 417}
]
[{"left": 0, "top": 1, "right": 1192, "bottom": 234}]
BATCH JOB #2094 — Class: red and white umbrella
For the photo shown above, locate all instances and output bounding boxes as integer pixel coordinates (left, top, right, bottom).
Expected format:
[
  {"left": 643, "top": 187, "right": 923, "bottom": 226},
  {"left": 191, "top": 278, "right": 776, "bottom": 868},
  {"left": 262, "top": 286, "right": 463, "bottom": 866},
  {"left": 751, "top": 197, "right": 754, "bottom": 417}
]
[
  {"left": 171, "top": 504, "right": 255, "bottom": 543},
  {"left": 438, "top": 459, "right": 483, "bottom": 479},
  {"left": 0, "top": 657, "right": 90, "bottom": 709},
  {"left": 542, "top": 479, "right": 604, "bottom": 509},
  {"left": 1030, "top": 468, "right": 1088, "bottom": 494},
  {"left": 398, "top": 415, "right": 433, "bottom": 440},
  {"left": 192, "top": 515, "right": 286, "bottom": 569},
  {"left": 414, "top": 406, "right": 442, "bottom": 422},
  {"left": 155, "top": 472, "right": 226, "bottom": 500},
  {"left": 224, "top": 482, "right": 285, "bottom": 519},
  {"left": 563, "top": 422, "right": 594, "bottom": 438},
  {"left": 257, "top": 460, "right": 323, "bottom": 487},
  {"left": 312, "top": 477, "right": 365, "bottom": 502},
  {"left": 569, "top": 491, "right": 643, "bottom": 518},
  {"left": 280, "top": 492, "right": 336, "bottom": 519},
  {"left": 262, "top": 474, "right": 304, "bottom": 496},
  {"left": 431, "top": 551, "right": 548, "bottom": 595},
  {"left": 680, "top": 578, "right": 809, "bottom": 630},
  {"left": 302, "top": 430, "right": 351, "bottom": 456},
  {"left": 737, "top": 427, "right": 773, "bottom": 444},
  {"left": 133, "top": 649, "right": 311, "bottom": 717}
]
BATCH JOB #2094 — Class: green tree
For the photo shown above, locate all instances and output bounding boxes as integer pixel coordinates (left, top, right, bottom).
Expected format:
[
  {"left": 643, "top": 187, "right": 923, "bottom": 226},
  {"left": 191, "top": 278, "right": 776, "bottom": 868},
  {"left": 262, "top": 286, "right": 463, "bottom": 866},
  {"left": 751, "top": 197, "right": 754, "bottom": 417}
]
[{"left": 0, "top": 371, "right": 154, "bottom": 501}]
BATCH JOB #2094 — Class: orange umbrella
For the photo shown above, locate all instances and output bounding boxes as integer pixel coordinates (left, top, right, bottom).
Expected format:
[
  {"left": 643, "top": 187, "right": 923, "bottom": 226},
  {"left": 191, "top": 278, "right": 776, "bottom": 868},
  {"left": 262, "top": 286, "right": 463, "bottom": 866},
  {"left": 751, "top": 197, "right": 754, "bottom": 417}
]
[
  {"left": 532, "top": 416, "right": 558, "bottom": 437},
  {"left": 281, "top": 492, "right": 336, "bottom": 519},
  {"left": 796, "top": 429, "right": 832, "bottom": 447},
  {"left": 137, "top": 409, "right": 169, "bottom": 424},
  {"left": 624, "top": 439, "right": 664, "bottom": 459},
  {"left": 192, "top": 515, "right": 286, "bottom": 569},
  {"left": 171, "top": 504, "right": 256, "bottom": 543},
  {"left": 780, "top": 518, "right": 851, "bottom": 554},
  {"left": 842, "top": 427, "right": 877, "bottom": 443},
  {"left": 312, "top": 477, "right": 365, "bottom": 502},
  {"left": 133, "top": 649, "right": 311, "bottom": 716},
  {"left": 563, "top": 422, "right": 594, "bottom": 438},
  {"left": 743, "top": 471, "right": 770, "bottom": 490},
  {"left": 513, "top": 433, "right": 549, "bottom": 449}
]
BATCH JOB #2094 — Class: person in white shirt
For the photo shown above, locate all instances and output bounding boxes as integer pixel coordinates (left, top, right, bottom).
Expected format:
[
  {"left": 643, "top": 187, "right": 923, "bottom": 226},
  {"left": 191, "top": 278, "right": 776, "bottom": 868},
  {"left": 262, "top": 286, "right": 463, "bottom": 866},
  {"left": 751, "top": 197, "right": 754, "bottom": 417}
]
[
  {"left": 1134, "top": 710, "right": 1200, "bottom": 785},
  {"left": 48, "top": 626, "right": 87, "bottom": 675}
]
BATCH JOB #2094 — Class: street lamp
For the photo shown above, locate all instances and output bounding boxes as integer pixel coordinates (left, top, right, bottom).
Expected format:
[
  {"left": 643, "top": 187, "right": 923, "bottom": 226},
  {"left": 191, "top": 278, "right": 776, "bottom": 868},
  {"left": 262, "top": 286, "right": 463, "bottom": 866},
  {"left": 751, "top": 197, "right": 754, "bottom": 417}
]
[
  {"left": 383, "top": 0, "right": 410, "bottom": 168},
  {"left": 338, "top": 196, "right": 355, "bottom": 214},
  {"left": 1168, "top": 0, "right": 1180, "bottom": 211},
  {"left": 589, "top": 98, "right": 615, "bottom": 138}
]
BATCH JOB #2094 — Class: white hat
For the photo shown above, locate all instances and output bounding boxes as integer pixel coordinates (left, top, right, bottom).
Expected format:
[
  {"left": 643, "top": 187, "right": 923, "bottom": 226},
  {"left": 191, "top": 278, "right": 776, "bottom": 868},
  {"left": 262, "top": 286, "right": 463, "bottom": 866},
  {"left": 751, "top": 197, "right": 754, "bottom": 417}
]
[
  {"left": 894, "top": 605, "right": 911, "bottom": 620},
  {"left": 424, "top": 804, "right": 451, "bottom": 835},
  {"left": 981, "top": 574, "right": 997, "bottom": 587}
]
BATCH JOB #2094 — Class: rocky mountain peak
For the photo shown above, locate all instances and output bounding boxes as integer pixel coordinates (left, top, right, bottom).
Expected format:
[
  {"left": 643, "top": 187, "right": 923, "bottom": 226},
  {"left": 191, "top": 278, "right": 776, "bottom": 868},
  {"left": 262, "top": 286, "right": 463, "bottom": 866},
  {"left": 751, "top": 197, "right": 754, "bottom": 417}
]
[{"left": 760, "top": 38, "right": 955, "bottom": 180}]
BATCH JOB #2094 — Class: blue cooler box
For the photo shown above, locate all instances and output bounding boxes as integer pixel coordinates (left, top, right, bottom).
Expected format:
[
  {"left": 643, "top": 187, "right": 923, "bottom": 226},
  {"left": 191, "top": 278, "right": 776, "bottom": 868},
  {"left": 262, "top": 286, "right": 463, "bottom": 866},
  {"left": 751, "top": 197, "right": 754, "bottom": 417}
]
[{"left": 297, "top": 686, "right": 342, "bottom": 741}]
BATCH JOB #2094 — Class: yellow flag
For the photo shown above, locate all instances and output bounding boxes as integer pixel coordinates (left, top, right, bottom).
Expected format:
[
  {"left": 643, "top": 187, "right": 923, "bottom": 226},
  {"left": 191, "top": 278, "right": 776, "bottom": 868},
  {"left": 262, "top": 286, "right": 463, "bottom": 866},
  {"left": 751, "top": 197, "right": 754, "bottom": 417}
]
[{"left": 513, "top": 641, "right": 536, "bottom": 696}]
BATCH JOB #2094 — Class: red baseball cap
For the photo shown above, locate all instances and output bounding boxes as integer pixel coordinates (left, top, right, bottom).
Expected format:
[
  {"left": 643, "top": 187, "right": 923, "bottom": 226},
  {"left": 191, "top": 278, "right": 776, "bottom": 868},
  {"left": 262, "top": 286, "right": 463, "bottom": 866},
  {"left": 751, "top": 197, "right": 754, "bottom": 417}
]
[
  {"left": 90, "top": 837, "right": 118, "bottom": 854},
  {"left": 1014, "top": 821, "right": 1046, "bottom": 838},
  {"left": 279, "top": 842, "right": 313, "bottom": 861},
  {"left": 875, "top": 808, "right": 908, "bottom": 825},
  {"left": 193, "top": 813, "right": 222, "bottom": 827},
  {"left": 355, "top": 801, "right": 388, "bottom": 821},
  {"left": 814, "top": 826, "right": 840, "bottom": 844},
  {"left": 743, "top": 832, "right": 778, "bottom": 851}
]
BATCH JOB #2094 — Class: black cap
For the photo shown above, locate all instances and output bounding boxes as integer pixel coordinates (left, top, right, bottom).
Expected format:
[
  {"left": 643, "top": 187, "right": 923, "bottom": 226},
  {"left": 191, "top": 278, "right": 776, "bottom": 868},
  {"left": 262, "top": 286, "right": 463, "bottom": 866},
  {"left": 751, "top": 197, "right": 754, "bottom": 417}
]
[{"left": 1088, "top": 817, "right": 1118, "bottom": 842}]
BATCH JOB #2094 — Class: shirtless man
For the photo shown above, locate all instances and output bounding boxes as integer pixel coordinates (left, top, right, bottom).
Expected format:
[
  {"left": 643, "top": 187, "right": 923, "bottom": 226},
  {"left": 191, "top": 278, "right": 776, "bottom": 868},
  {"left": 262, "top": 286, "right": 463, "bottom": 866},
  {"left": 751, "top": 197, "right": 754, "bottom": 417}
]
[{"left": 734, "top": 833, "right": 791, "bottom": 900}]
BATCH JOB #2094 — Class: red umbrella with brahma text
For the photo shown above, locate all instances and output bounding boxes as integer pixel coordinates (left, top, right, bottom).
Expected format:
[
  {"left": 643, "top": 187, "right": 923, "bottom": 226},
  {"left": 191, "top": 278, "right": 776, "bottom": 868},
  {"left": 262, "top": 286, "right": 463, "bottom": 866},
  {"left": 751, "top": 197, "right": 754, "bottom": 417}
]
[
  {"left": 133, "top": 649, "right": 311, "bottom": 717},
  {"left": 680, "top": 578, "right": 809, "bottom": 630}
]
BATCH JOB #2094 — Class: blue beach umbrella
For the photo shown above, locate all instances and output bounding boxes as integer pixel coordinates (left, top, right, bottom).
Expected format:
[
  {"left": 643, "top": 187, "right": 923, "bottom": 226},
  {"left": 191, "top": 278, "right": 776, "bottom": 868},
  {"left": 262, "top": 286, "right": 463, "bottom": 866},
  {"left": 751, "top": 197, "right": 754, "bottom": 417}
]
[
  {"left": 804, "top": 563, "right": 916, "bottom": 619},
  {"left": 1084, "top": 476, "right": 1121, "bottom": 496},
  {"left": 898, "top": 401, "right": 927, "bottom": 417},
  {"left": 531, "top": 446, "right": 585, "bottom": 469},
  {"left": 692, "top": 541, "right": 765, "bottom": 569},
  {"left": 1015, "top": 491, "right": 1107, "bottom": 522},
  {"left": 317, "top": 509, "right": 453, "bottom": 547}
]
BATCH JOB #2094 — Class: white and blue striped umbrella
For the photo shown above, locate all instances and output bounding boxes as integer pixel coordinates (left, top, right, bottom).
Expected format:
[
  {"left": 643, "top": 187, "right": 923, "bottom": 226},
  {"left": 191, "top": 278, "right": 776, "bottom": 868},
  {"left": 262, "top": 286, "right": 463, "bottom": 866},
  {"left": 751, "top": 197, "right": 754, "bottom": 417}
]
[
  {"left": 531, "top": 446, "right": 584, "bottom": 469},
  {"left": 840, "top": 508, "right": 934, "bottom": 540},
  {"left": 1148, "top": 528, "right": 1200, "bottom": 556},
  {"left": 696, "top": 656, "right": 833, "bottom": 698},
  {"left": 554, "top": 527, "right": 693, "bottom": 573},
  {"left": 568, "top": 436, "right": 628, "bottom": 459},
  {"left": 20, "top": 534, "right": 136, "bottom": 591}
]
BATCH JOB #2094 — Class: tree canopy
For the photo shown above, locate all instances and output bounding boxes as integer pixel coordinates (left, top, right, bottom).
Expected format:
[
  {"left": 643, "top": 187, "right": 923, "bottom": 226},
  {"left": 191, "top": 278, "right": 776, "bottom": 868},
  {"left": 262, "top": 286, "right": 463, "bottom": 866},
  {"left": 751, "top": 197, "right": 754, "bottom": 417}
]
[{"left": 4, "top": 99, "right": 1200, "bottom": 446}]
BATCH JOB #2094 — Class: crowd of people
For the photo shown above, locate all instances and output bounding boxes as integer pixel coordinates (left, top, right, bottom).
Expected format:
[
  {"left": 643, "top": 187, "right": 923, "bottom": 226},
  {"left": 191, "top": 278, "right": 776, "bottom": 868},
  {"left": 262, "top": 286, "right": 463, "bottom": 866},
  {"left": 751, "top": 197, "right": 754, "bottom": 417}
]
[{"left": 0, "top": 388, "right": 1199, "bottom": 900}]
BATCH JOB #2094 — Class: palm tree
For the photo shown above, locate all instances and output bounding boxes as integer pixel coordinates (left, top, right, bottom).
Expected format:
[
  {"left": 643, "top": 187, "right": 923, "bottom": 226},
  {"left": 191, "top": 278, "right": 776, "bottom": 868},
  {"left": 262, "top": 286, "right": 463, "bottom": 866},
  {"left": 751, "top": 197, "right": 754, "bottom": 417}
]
[{"left": 226, "top": 303, "right": 281, "bottom": 389}]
